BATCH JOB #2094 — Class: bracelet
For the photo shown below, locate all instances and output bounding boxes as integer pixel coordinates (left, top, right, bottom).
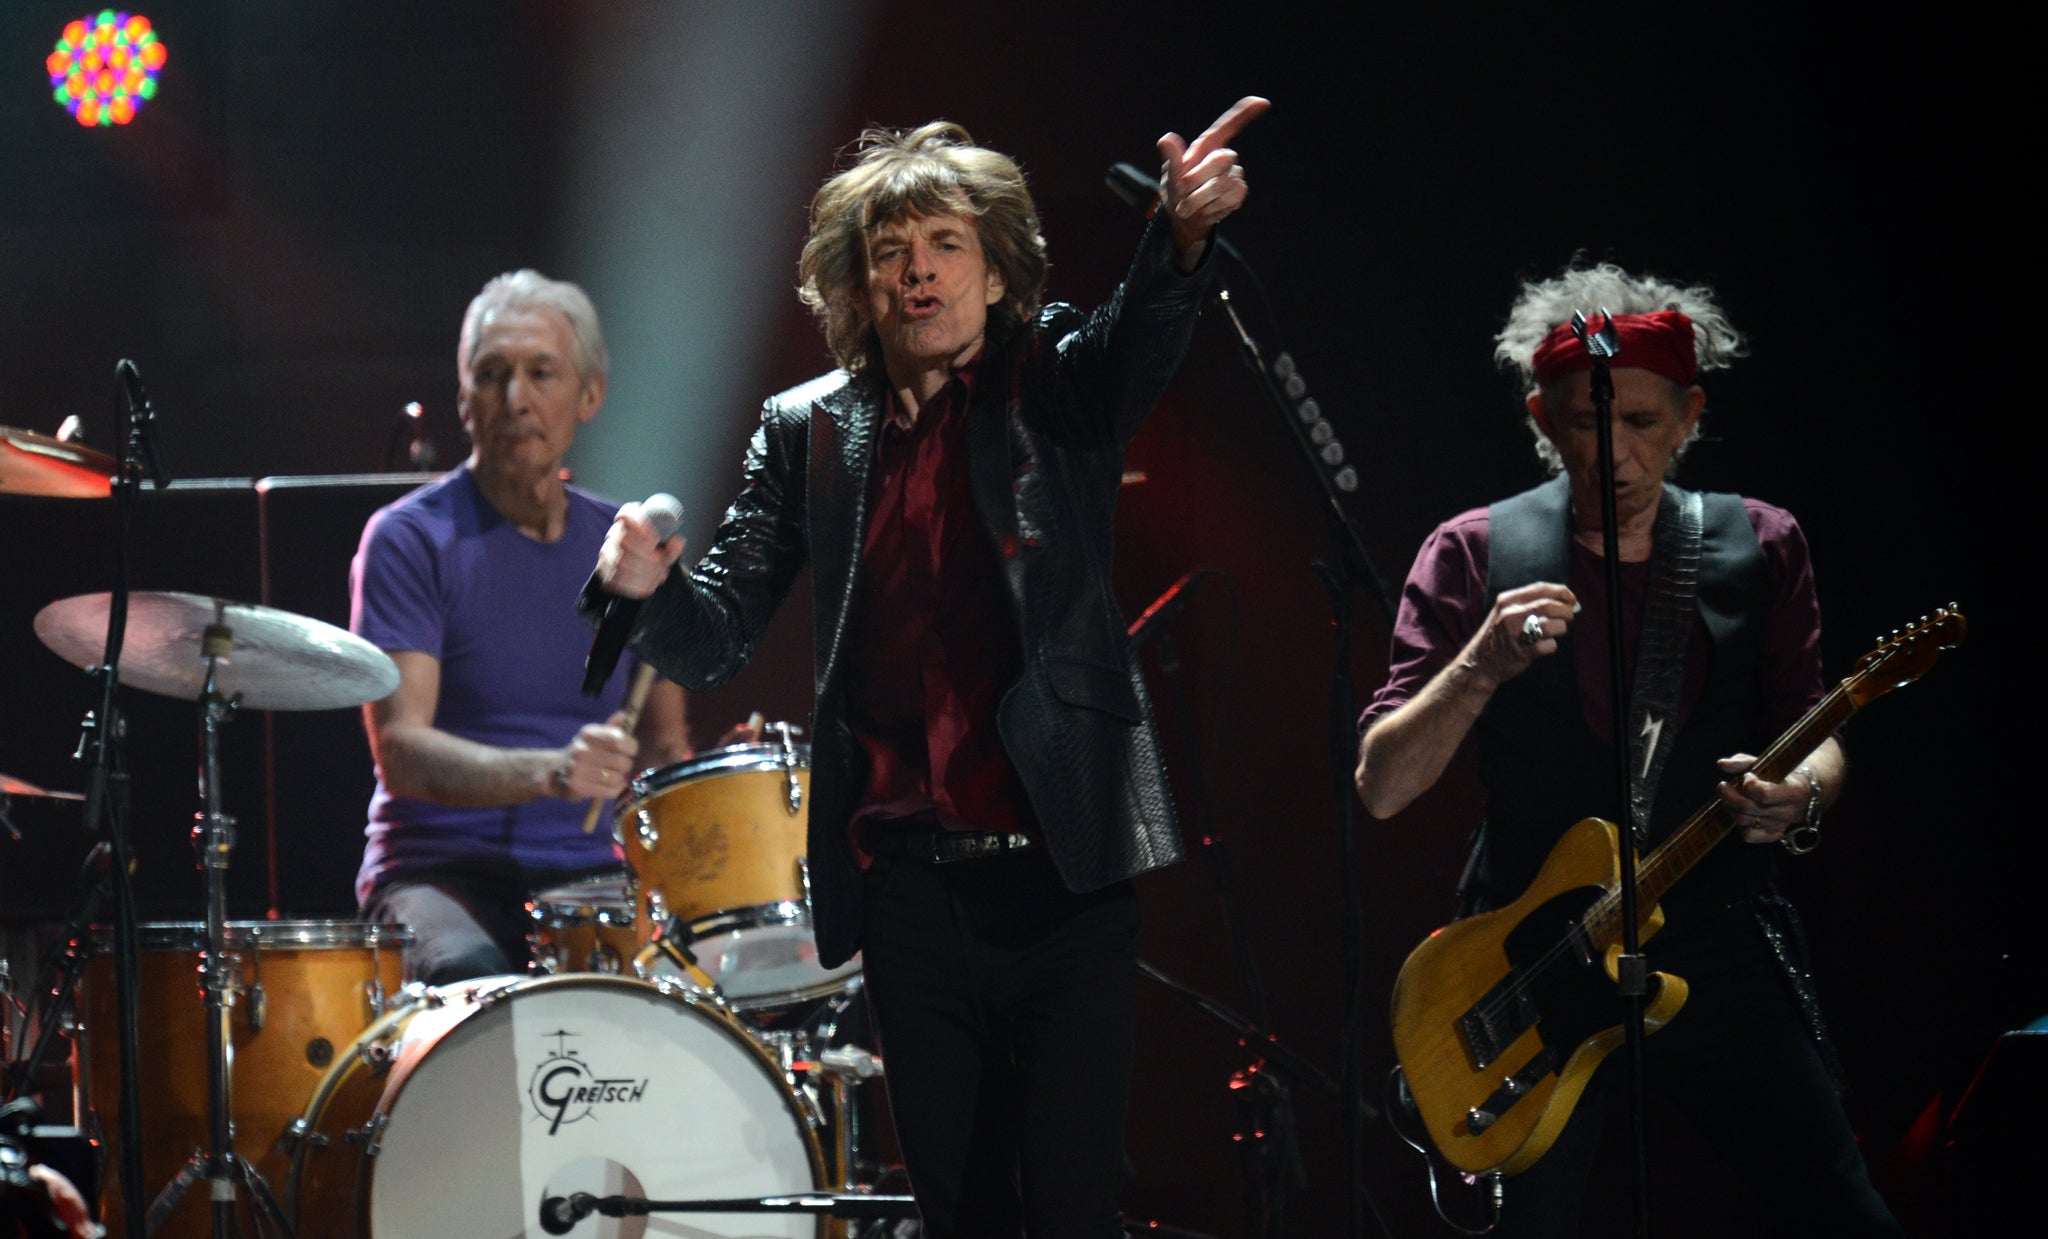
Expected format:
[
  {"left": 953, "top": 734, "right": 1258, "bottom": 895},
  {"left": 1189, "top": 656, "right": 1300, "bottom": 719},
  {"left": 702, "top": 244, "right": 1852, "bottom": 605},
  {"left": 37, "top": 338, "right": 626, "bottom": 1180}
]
[{"left": 1782, "top": 763, "right": 1823, "bottom": 855}]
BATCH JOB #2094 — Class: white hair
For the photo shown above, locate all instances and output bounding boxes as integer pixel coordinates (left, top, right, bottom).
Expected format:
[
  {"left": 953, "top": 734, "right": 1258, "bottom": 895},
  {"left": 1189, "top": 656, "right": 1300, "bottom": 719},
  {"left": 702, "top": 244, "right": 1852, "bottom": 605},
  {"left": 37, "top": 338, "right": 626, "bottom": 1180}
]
[
  {"left": 457, "top": 269, "right": 609, "bottom": 389},
  {"left": 1495, "top": 263, "right": 1745, "bottom": 475}
]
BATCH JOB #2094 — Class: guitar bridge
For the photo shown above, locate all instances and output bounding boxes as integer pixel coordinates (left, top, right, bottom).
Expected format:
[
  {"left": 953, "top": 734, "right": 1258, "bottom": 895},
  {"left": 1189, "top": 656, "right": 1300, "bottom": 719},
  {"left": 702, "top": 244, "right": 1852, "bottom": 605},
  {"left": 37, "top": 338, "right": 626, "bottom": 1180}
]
[{"left": 1459, "top": 973, "right": 1541, "bottom": 1069}]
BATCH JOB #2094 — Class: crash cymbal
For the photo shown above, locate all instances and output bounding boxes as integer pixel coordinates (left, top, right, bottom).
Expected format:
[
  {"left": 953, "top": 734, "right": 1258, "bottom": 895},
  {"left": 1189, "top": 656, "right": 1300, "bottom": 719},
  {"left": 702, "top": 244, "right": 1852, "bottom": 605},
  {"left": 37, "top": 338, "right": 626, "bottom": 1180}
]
[
  {"left": 34, "top": 591, "right": 400, "bottom": 711},
  {"left": 1, "top": 772, "right": 86, "bottom": 801},
  {"left": 1, "top": 426, "right": 114, "bottom": 498}
]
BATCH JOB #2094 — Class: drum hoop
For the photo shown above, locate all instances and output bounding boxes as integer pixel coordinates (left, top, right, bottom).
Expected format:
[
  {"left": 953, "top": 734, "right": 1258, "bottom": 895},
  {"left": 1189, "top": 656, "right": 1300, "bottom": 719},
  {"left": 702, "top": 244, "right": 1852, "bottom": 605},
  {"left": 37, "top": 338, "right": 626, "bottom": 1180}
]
[
  {"left": 366, "top": 973, "right": 826, "bottom": 1187},
  {"left": 673, "top": 900, "right": 811, "bottom": 941},
  {"left": 95, "top": 920, "right": 414, "bottom": 952},
  {"left": 528, "top": 900, "right": 637, "bottom": 928},
  {"left": 630, "top": 741, "right": 812, "bottom": 798}
]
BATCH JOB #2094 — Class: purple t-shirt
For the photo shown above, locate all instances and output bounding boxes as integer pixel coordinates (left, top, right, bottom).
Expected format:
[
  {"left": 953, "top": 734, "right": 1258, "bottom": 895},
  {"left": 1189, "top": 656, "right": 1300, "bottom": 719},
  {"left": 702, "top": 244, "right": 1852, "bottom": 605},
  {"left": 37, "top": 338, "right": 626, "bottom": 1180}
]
[
  {"left": 350, "top": 466, "right": 629, "bottom": 900},
  {"left": 1361, "top": 496, "right": 1824, "bottom": 742}
]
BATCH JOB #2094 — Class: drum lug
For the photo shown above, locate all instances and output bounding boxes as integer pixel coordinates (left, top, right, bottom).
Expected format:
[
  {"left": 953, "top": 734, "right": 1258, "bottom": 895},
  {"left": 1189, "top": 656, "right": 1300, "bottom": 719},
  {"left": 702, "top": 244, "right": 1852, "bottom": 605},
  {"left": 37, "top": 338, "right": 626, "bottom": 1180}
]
[
  {"left": 773, "top": 720, "right": 805, "bottom": 815},
  {"left": 798, "top": 858, "right": 814, "bottom": 914},
  {"left": 635, "top": 806, "right": 660, "bottom": 852},
  {"left": 275, "top": 1116, "right": 330, "bottom": 1155},
  {"left": 363, "top": 976, "right": 387, "bottom": 1018},
  {"left": 344, "top": 1114, "right": 388, "bottom": 1157},
  {"left": 247, "top": 980, "right": 267, "bottom": 1032}
]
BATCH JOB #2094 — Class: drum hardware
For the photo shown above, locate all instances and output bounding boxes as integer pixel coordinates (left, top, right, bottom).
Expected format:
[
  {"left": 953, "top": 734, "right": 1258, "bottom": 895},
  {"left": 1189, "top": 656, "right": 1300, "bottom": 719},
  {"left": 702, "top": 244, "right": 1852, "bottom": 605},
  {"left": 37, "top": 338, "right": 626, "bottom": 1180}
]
[
  {"left": 37, "top": 591, "right": 400, "bottom": 1239},
  {"left": 771, "top": 721, "right": 804, "bottom": 814}
]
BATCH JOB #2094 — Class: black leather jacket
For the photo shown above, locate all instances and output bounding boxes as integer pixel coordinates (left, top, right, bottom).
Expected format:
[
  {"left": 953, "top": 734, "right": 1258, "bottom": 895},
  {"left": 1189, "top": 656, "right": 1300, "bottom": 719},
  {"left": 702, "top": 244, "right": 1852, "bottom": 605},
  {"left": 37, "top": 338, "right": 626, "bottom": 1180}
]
[{"left": 623, "top": 216, "right": 1208, "bottom": 966}]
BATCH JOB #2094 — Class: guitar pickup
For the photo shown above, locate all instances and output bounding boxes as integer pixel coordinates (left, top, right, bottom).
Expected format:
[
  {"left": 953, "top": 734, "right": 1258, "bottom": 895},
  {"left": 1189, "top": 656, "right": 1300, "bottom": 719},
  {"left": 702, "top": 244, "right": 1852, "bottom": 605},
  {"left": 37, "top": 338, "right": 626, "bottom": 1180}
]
[
  {"left": 1459, "top": 972, "right": 1542, "bottom": 1069},
  {"left": 1465, "top": 1046, "right": 1558, "bottom": 1134}
]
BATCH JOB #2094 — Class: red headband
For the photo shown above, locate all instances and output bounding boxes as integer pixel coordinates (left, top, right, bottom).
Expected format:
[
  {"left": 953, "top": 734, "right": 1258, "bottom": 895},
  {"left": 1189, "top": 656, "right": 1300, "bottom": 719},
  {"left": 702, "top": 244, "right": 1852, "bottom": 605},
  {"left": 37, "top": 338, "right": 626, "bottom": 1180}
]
[{"left": 1531, "top": 310, "right": 1698, "bottom": 387}]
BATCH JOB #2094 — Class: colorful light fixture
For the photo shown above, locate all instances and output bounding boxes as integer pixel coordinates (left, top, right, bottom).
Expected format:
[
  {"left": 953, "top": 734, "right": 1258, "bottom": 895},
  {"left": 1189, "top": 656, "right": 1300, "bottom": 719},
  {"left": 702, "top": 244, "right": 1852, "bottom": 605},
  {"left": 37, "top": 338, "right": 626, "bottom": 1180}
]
[{"left": 47, "top": 11, "right": 167, "bottom": 127}]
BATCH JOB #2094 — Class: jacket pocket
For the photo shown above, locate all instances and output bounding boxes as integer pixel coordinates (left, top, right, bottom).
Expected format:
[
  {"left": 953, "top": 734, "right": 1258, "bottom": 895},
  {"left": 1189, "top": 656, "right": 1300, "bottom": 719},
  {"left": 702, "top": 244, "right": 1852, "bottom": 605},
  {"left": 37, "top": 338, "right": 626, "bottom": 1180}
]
[{"left": 1042, "top": 651, "right": 1142, "bottom": 722}]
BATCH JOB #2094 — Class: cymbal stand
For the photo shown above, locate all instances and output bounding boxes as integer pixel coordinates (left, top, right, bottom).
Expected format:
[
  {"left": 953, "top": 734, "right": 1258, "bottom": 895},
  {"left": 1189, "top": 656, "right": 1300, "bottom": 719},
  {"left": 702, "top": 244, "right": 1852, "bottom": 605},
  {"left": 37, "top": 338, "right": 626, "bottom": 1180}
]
[{"left": 142, "top": 624, "right": 295, "bottom": 1239}]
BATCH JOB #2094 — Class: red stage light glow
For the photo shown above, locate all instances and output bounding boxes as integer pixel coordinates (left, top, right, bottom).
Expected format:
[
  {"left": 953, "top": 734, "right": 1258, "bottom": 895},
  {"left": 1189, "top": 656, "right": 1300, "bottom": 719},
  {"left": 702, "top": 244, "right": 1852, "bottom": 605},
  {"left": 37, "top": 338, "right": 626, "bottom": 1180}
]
[{"left": 47, "top": 10, "right": 165, "bottom": 127}]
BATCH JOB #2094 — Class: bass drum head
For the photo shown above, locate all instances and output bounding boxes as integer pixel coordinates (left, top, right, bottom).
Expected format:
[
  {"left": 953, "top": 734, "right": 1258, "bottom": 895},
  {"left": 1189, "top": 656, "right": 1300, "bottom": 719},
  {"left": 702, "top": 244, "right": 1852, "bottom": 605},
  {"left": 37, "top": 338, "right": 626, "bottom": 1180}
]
[{"left": 364, "top": 974, "right": 823, "bottom": 1238}]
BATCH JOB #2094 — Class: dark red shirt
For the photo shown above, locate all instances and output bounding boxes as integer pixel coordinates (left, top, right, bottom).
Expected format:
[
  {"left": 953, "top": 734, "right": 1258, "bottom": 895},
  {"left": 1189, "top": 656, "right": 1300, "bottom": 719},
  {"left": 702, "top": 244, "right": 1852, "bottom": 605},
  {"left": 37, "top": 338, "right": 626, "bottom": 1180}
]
[
  {"left": 1360, "top": 497, "right": 1825, "bottom": 741},
  {"left": 844, "top": 362, "right": 1036, "bottom": 845}
]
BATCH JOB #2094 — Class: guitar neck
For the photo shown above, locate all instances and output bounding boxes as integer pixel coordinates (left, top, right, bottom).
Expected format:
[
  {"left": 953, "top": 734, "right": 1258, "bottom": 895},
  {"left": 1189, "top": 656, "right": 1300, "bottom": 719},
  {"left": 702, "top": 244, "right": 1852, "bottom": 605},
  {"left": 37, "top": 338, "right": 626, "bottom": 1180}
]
[{"left": 1588, "top": 682, "right": 1858, "bottom": 936}]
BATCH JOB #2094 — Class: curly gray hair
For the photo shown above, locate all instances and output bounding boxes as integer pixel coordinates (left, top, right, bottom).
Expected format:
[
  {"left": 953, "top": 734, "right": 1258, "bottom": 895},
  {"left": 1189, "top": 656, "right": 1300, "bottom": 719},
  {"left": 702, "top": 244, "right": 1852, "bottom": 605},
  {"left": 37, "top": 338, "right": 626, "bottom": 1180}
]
[{"left": 1495, "top": 263, "right": 1745, "bottom": 475}]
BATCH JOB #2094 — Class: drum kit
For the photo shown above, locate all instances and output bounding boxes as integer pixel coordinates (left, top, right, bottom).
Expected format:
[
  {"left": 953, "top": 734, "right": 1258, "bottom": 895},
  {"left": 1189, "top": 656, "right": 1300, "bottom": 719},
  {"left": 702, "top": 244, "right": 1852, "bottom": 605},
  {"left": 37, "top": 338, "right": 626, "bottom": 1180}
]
[{"left": 3, "top": 428, "right": 910, "bottom": 1237}]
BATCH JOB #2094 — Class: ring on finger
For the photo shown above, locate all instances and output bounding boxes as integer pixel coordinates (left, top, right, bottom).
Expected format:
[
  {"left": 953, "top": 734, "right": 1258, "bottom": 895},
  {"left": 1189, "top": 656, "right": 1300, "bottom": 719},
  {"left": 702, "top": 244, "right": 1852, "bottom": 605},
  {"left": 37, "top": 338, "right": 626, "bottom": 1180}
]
[{"left": 1519, "top": 613, "right": 1546, "bottom": 646}]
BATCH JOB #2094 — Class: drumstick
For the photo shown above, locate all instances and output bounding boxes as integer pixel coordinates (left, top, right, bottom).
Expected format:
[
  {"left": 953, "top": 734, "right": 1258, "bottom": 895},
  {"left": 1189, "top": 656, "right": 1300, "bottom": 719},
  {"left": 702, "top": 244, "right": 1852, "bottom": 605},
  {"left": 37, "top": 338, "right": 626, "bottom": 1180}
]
[{"left": 582, "top": 662, "right": 658, "bottom": 833}]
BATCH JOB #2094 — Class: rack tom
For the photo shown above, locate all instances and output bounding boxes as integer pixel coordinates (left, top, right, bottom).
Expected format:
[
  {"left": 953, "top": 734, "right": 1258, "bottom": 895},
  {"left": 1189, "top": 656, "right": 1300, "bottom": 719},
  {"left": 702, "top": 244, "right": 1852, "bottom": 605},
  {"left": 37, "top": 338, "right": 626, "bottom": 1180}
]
[{"left": 619, "top": 741, "right": 859, "bottom": 1008}]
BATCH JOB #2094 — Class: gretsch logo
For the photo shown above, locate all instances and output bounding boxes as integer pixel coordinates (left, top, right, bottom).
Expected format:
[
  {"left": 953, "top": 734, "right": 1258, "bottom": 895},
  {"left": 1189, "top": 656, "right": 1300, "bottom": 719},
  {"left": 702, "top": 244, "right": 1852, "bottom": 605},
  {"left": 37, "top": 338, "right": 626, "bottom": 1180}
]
[{"left": 527, "top": 1028, "right": 649, "bottom": 1135}]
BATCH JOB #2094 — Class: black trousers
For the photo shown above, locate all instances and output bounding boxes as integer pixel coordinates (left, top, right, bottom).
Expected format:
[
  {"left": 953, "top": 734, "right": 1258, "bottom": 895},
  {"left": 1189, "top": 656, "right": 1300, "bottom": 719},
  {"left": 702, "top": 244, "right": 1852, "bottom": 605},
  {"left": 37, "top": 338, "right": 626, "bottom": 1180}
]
[
  {"left": 858, "top": 850, "right": 1140, "bottom": 1238},
  {"left": 1495, "top": 947, "right": 1900, "bottom": 1238}
]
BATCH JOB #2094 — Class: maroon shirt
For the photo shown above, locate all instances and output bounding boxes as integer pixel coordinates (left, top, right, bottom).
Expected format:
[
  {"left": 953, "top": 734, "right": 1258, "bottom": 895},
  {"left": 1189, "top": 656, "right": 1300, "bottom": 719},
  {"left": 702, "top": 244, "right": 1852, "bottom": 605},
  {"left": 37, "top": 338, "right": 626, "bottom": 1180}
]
[
  {"left": 844, "top": 361, "right": 1036, "bottom": 847},
  {"left": 1361, "top": 497, "right": 1825, "bottom": 742}
]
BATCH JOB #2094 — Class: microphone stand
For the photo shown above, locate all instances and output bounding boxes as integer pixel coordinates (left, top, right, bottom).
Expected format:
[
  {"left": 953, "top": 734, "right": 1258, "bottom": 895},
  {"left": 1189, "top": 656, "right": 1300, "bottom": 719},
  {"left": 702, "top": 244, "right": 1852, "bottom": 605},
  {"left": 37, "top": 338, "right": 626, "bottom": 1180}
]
[
  {"left": 1108, "top": 165, "right": 1396, "bottom": 1236},
  {"left": 1196, "top": 235, "right": 1391, "bottom": 1239},
  {"left": 75, "top": 358, "right": 170, "bottom": 1229},
  {"left": 1574, "top": 310, "right": 1653, "bottom": 1238}
]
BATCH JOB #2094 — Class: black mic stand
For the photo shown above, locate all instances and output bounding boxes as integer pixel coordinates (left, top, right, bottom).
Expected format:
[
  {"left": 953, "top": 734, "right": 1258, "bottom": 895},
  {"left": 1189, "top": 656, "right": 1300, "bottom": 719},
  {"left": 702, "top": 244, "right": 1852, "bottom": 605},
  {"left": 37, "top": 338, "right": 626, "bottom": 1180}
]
[
  {"left": 1108, "top": 164, "right": 1397, "bottom": 1236},
  {"left": 1128, "top": 571, "right": 1293, "bottom": 1234},
  {"left": 1200, "top": 244, "right": 1393, "bottom": 1239},
  {"left": 72, "top": 358, "right": 170, "bottom": 1228},
  {"left": 1573, "top": 310, "right": 1653, "bottom": 1238},
  {"left": 1139, "top": 958, "right": 1336, "bottom": 1237}
]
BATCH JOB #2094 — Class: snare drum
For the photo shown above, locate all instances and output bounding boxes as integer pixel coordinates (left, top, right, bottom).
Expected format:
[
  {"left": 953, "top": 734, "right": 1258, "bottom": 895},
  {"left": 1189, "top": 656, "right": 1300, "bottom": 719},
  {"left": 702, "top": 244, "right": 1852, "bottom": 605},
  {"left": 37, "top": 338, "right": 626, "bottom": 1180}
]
[
  {"left": 526, "top": 873, "right": 639, "bottom": 975},
  {"left": 80, "top": 920, "right": 410, "bottom": 1238},
  {"left": 287, "top": 973, "right": 826, "bottom": 1238},
  {"left": 620, "top": 743, "right": 859, "bottom": 1009}
]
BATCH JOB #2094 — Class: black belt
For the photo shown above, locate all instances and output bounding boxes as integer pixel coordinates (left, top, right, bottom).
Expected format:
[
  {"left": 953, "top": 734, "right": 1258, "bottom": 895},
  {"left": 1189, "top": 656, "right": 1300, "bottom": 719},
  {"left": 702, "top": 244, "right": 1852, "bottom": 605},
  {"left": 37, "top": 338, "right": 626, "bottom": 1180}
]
[{"left": 860, "top": 825, "right": 1036, "bottom": 864}]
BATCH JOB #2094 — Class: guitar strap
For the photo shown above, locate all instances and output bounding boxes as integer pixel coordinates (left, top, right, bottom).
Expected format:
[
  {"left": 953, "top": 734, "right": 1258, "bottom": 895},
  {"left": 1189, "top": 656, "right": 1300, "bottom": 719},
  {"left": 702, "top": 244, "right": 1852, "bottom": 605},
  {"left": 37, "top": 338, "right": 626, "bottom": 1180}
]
[{"left": 1624, "top": 485, "right": 1704, "bottom": 846}]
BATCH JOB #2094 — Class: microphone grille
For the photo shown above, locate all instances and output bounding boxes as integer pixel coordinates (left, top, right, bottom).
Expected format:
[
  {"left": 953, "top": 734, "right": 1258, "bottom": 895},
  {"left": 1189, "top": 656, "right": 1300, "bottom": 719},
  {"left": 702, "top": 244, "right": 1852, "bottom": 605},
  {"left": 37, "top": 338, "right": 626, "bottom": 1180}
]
[{"left": 644, "top": 492, "right": 685, "bottom": 540}]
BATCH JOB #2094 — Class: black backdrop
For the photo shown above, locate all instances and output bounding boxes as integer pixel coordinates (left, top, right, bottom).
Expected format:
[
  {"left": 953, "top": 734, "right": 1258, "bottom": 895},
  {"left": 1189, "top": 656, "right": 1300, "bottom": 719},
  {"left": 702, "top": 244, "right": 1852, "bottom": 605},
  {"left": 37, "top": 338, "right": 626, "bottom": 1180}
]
[{"left": 1, "top": 4, "right": 2017, "bottom": 1235}]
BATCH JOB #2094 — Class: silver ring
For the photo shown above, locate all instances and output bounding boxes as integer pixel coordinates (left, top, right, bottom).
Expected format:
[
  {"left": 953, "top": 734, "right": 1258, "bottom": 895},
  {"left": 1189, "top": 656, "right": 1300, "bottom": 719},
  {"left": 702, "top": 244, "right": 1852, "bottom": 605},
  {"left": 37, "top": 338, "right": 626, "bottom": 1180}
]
[{"left": 1520, "top": 613, "right": 1546, "bottom": 646}]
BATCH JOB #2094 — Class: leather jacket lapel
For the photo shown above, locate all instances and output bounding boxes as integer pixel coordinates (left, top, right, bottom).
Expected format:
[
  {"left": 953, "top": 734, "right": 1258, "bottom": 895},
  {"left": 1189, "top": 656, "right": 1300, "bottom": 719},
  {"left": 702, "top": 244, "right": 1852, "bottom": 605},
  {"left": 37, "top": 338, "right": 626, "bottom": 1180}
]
[
  {"left": 967, "top": 342, "right": 1028, "bottom": 611},
  {"left": 811, "top": 375, "right": 878, "bottom": 695}
]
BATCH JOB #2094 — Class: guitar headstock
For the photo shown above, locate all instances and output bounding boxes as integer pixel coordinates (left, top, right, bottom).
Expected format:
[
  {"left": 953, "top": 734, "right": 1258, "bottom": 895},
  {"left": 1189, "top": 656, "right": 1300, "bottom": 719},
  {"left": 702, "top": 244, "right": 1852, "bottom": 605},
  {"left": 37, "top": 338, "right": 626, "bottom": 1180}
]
[{"left": 1846, "top": 604, "right": 1966, "bottom": 707}]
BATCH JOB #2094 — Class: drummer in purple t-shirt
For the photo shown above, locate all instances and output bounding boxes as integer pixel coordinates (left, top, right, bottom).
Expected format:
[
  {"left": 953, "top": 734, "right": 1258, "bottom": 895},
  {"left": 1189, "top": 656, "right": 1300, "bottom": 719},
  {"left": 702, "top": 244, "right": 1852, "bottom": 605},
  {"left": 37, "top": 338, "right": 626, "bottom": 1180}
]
[{"left": 349, "top": 270, "right": 692, "bottom": 984}]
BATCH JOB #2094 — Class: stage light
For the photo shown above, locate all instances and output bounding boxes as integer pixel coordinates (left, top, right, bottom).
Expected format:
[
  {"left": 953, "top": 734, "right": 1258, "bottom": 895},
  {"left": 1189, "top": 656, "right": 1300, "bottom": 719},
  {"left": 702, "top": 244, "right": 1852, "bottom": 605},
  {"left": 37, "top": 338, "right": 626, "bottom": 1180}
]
[{"left": 47, "top": 10, "right": 166, "bottom": 127}]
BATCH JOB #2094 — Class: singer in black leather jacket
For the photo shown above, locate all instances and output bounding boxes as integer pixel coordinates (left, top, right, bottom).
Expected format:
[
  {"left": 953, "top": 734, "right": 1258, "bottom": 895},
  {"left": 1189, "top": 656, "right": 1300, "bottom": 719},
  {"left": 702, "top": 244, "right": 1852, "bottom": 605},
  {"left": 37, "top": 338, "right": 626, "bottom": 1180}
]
[
  {"left": 623, "top": 210, "right": 1209, "bottom": 968},
  {"left": 593, "top": 106, "right": 1260, "bottom": 1234}
]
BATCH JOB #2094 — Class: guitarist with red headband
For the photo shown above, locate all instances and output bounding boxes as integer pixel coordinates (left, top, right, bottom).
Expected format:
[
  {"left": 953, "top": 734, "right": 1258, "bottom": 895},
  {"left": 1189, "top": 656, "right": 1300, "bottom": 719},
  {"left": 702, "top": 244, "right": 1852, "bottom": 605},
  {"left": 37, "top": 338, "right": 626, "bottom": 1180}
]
[{"left": 1355, "top": 265, "right": 1901, "bottom": 1236}]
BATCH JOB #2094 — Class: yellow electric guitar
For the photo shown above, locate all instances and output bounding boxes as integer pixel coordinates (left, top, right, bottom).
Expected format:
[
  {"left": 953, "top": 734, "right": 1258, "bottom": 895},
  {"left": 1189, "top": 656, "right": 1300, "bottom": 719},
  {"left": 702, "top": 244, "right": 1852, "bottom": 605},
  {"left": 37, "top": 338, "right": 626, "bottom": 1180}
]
[{"left": 1390, "top": 604, "right": 1966, "bottom": 1176}]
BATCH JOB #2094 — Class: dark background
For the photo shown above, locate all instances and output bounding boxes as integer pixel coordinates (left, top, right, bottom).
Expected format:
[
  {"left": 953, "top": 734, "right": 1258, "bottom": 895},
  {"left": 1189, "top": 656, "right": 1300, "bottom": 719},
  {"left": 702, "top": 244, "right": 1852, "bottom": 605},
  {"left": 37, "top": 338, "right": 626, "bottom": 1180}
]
[{"left": 1, "top": 3, "right": 2018, "bottom": 1235}]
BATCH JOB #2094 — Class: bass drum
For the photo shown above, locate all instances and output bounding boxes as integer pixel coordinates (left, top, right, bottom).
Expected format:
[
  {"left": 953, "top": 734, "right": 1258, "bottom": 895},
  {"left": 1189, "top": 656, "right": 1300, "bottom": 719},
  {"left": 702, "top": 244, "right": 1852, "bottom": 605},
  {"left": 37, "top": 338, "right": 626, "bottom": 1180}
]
[{"left": 288, "top": 973, "right": 826, "bottom": 1238}]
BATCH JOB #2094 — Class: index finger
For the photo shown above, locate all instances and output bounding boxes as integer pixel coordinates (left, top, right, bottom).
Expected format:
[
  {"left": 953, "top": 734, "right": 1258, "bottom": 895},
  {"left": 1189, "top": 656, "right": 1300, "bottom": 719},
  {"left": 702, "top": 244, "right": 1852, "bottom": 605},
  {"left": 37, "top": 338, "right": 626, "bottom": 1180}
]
[{"left": 1184, "top": 96, "right": 1270, "bottom": 165}]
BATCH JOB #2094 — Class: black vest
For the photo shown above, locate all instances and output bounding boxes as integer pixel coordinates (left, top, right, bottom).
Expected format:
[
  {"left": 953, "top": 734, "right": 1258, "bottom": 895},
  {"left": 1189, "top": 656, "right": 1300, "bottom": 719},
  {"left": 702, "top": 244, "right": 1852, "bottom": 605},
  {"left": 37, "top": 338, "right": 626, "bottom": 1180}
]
[{"left": 1469, "top": 478, "right": 1777, "bottom": 922}]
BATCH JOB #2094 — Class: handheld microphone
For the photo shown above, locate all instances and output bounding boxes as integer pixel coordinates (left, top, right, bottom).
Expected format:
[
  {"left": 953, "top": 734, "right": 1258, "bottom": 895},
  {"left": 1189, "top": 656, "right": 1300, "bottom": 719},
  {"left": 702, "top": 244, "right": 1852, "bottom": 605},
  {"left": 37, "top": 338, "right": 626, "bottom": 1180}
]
[
  {"left": 581, "top": 494, "right": 683, "bottom": 697},
  {"left": 1105, "top": 162, "right": 1163, "bottom": 217}
]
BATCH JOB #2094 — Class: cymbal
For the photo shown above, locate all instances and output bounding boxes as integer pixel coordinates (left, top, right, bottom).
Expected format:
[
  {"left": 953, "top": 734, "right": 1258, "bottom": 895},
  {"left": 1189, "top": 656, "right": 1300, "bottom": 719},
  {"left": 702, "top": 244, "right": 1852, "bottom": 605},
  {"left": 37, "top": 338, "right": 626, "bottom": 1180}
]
[
  {"left": 34, "top": 591, "right": 401, "bottom": 711},
  {"left": 1, "top": 426, "right": 114, "bottom": 499},
  {"left": 1, "top": 772, "right": 85, "bottom": 801}
]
